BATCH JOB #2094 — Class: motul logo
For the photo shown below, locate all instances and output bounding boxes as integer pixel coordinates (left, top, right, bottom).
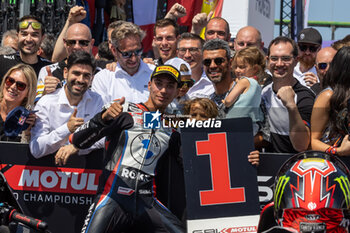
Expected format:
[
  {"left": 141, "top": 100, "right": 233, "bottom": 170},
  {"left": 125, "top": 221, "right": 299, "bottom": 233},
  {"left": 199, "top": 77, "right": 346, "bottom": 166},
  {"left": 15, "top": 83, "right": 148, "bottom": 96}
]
[{"left": 2, "top": 165, "right": 102, "bottom": 195}]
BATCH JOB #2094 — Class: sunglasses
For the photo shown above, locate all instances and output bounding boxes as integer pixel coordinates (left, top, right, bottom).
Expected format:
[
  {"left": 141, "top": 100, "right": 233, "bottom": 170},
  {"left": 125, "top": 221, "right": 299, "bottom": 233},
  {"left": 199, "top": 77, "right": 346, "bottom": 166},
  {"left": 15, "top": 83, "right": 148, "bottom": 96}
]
[
  {"left": 317, "top": 62, "right": 329, "bottom": 70},
  {"left": 64, "top": 39, "right": 90, "bottom": 47},
  {"left": 5, "top": 77, "right": 27, "bottom": 91},
  {"left": 202, "top": 57, "right": 226, "bottom": 67},
  {"left": 180, "top": 79, "right": 195, "bottom": 88},
  {"left": 116, "top": 47, "right": 143, "bottom": 59},
  {"left": 19, "top": 21, "right": 42, "bottom": 30},
  {"left": 298, "top": 44, "right": 319, "bottom": 52}
]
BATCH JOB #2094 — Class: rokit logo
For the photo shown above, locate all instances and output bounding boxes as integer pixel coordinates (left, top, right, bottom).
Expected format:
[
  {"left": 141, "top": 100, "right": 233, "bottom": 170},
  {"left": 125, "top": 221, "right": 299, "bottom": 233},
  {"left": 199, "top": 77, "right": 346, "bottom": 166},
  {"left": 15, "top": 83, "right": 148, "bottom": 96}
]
[{"left": 1, "top": 165, "right": 102, "bottom": 194}]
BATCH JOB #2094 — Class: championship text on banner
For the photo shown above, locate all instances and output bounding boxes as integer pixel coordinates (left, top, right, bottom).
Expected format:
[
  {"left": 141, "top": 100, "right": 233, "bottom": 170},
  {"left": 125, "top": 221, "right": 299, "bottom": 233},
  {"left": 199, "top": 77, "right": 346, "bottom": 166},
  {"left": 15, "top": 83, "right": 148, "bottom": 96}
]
[
  {"left": 0, "top": 142, "right": 104, "bottom": 233},
  {"left": 1, "top": 143, "right": 350, "bottom": 232},
  {"left": 181, "top": 118, "right": 260, "bottom": 233}
]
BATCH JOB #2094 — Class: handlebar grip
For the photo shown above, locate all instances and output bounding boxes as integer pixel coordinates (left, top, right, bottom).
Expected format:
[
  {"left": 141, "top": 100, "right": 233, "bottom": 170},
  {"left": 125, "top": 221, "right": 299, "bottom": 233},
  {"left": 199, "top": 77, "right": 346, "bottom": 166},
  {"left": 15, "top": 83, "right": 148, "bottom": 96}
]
[{"left": 9, "top": 209, "right": 48, "bottom": 231}]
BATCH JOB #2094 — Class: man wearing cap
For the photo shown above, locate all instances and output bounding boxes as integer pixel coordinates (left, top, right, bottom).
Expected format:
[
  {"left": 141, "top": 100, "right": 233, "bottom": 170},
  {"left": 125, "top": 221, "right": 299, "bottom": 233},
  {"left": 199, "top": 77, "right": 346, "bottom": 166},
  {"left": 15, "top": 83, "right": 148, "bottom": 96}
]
[
  {"left": 294, "top": 27, "right": 322, "bottom": 88},
  {"left": 0, "top": 15, "right": 51, "bottom": 83},
  {"left": 165, "top": 57, "right": 193, "bottom": 114},
  {"left": 69, "top": 64, "right": 184, "bottom": 233}
]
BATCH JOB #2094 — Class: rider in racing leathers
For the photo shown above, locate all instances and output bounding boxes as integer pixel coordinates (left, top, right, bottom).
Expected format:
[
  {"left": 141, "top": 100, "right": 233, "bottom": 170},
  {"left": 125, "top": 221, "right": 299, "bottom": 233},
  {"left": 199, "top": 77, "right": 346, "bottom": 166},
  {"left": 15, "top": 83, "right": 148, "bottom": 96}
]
[{"left": 70, "top": 65, "right": 185, "bottom": 233}]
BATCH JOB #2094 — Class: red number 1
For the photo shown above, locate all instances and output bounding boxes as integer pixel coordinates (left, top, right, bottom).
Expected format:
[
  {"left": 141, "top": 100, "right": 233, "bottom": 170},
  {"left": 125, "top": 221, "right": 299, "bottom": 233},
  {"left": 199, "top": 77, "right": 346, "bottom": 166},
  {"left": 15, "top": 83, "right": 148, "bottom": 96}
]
[{"left": 196, "top": 133, "right": 245, "bottom": 205}]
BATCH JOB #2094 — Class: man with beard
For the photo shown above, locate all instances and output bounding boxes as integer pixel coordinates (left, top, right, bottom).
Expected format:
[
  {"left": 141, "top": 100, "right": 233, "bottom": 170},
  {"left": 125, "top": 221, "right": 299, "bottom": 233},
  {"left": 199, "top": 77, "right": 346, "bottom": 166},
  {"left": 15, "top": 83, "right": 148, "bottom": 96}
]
[
  {"left": 35, "top": 22, "right": 95, "bottom": 101},
  {"left": 294, "top": 28, "right": 322, "bottom": 88},
  {"left": 29, "top": 51, "right": 104, "bottom": 159},
  {"left": 202, "top": 39, "right": 234, "bottom": 117},
  {"left": 0, "top": 15, "right": 51, "bottom": 82}
]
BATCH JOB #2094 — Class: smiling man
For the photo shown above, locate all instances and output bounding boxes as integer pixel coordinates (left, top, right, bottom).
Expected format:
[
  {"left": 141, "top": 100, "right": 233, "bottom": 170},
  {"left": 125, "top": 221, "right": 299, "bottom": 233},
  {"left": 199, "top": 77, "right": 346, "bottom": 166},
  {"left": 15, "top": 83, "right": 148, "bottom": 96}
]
[
  {"left": 30, "top": 51, "right": 104, "bottom": 159},
  {"left": 69, "top": 65, "right": 185, "bottom": 233},
  {"left": 92, "top": 21, "right": 155, "bottom": 104},
  {"left": 261, "top": 36, "right": 315, "bottom": 153},
  {"left": 202, "top": 39, "right": 234, "bottom": 117},
  {"left": 0, "top": 15, "right": 51, "bottom": 82},
  {"left": 153, "top": 18, "right": 180, "bottom": 65},
  {"left": 177, "top": 32, "right": 214, "bottom": 99},
  {"left": 35, "top": 23, "right": 95, "bottom": 101}
]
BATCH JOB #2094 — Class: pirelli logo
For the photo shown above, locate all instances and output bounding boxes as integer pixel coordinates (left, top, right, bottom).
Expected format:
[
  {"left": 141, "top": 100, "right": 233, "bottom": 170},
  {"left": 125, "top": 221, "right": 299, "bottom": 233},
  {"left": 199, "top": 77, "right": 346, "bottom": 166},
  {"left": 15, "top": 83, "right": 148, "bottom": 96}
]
[{"left": 155, "top": 66, "right": 179, "bottom": 78}]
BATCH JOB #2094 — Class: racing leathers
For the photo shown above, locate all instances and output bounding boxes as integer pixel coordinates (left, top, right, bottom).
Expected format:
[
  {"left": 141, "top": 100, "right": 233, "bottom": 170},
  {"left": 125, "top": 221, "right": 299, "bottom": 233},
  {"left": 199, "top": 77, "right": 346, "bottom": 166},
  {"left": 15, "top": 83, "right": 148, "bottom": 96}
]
[{"left": 70, "top": 102, "right": 185, "bottom": 233}]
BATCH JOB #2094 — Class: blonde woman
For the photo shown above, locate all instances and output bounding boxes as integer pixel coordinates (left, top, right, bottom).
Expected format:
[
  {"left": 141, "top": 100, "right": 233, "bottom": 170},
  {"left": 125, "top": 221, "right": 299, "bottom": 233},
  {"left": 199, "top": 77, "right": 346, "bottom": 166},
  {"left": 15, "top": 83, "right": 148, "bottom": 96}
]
[{"left": 0, "top": 64, "right": 37, "bottom": 142}]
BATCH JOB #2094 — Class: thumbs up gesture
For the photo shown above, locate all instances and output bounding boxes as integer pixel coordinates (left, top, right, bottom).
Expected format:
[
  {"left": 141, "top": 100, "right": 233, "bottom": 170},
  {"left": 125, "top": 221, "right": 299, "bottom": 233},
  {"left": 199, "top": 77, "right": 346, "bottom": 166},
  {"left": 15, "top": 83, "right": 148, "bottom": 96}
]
[
  {"left": 67, "top": 108, "right": 84, "bottom": 133},
  {"left": 44, "top": 66, "right": 61, "bottom": 95},
  {"left": 102, "top": 97, "right": 125, "bottom": 122}
]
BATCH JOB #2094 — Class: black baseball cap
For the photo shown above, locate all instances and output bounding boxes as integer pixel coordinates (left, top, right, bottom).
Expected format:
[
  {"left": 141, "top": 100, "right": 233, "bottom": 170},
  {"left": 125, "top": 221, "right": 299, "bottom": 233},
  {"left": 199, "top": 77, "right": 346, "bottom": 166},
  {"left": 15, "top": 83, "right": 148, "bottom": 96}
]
[
  {"left": 297, "top": 28, "right": 322, "bottom": 45},
  {"left": 151, "top": 65, "right": 181, "bottom": 84}
]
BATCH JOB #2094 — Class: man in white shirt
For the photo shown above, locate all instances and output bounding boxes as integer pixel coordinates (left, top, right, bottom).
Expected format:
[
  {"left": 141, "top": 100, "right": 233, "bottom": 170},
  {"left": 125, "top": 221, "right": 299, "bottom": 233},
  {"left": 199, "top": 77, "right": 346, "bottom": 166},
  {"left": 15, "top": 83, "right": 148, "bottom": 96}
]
[
  {"left": 92, "top": 22, "right": 155, "bottom": 104},
  {"left": 293, "top": 28, "right": 322, "bottom": 88},
  {"left": 30, "top": 51, "right": 104, "bottom": 160},
  {"left": 176, "top": 32, "right": 214, "bottom": 99}
]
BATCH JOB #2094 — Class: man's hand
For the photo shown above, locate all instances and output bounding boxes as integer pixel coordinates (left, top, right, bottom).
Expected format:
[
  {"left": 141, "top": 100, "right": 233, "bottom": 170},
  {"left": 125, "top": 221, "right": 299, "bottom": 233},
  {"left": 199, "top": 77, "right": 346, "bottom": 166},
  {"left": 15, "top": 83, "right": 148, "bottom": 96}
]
[
  {"left": 102, "top": 97, "right": 125, "bottom": 122},
  {"left": 44, "top": 66, "right": 61, "bottom": 95},
  {"left": 143, "top": 57, "right": 155, "bottom": 65},
  {"left": 277, "top": 86, "right": 296, "bottom": 110},
  {"left": 67, "top": 6, "right": 87, "bottom": 24},
  {"left": 191, "top": 11, "right": 214, "bottom": 35},
  {"left": 55, "top": 144, "right": 79, "bottom": 166},
  {"left": 303, "top": 72, "right": 318, "bottom": 87},
  {"left": 165, "top": 3, "right": 187, "bottom": 20},
  {"left": 67, "top": 108, "right": 84, "bottom": 133},
  {"left": 106, "top": 62, "right": 117, "bottom": 72}
]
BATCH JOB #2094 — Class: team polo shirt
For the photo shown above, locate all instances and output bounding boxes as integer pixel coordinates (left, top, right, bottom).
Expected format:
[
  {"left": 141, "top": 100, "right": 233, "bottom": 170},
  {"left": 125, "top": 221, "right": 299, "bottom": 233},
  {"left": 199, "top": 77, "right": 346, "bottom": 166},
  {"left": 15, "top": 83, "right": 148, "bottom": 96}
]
[{"left": 261, "top": 79, "right": 315, "bottom": 153}]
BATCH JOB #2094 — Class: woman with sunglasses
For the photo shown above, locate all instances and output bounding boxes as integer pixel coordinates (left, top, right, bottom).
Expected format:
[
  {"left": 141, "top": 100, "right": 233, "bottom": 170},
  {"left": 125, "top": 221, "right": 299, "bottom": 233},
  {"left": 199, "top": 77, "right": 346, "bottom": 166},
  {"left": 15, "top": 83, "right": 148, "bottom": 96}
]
[
  {"left": 311, "top": 46, "right": 350, "bottom": 156},
  {"left": 0, "top": 64, "right": 37, "bottom": 142}
]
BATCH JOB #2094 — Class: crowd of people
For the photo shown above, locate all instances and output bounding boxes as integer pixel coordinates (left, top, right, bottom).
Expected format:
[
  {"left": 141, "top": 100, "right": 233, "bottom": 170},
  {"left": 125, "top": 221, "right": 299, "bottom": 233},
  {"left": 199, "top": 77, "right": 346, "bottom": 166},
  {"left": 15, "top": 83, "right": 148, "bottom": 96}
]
[{"left": 1, "top": 3, "right": 350, "bottom": 232}]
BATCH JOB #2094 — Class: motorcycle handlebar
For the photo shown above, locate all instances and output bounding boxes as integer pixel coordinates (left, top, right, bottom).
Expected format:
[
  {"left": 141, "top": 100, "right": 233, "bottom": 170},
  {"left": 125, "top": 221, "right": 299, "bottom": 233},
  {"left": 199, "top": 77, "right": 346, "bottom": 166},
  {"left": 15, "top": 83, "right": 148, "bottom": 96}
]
[{"left": 9, "top": 209, "right": 48, "bottom": 231}]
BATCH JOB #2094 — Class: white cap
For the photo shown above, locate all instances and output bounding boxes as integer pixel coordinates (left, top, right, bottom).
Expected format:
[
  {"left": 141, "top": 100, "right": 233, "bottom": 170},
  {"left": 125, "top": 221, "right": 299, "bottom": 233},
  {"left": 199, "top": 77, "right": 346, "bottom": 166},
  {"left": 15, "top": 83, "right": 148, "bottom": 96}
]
[{"left": 165, "top": 57, "right": 192, "bottom": 76}]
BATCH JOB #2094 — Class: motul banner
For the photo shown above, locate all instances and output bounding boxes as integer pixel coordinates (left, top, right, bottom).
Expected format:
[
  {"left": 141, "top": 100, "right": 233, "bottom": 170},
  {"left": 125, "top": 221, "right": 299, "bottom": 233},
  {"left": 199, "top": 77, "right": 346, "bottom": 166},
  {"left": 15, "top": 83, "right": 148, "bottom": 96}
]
[
  {"left": 0, "top": 143, "right": 104, "bottom": 233},
  {"left": 1, "top": 140, "right": 350, "bottom": 232}
]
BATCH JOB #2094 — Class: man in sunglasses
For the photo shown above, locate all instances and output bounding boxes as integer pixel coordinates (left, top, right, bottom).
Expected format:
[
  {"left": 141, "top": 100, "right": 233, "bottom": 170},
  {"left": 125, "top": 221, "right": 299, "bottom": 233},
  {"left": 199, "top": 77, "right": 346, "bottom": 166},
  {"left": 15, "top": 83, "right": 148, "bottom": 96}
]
[
  {"left": 311, "top": 46, "right": 337, "bottom": 95},
  {"left": 92, "top": 21, "right": 155, "bottom": 104},
  {"left": 35, "top": 23, "right": 95, "bottom": 101},
  {"left": 0, "top": 15, "right": 51, "bottom": 83},
  {"left": 30, "top": 51, "right": 104, "bottom": 160},
  {"left": 294, "top": 28, "right": 322, "bottom": 88},
  {"left": 202, "top": 39, "right": 234, "bottom": 117}
]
